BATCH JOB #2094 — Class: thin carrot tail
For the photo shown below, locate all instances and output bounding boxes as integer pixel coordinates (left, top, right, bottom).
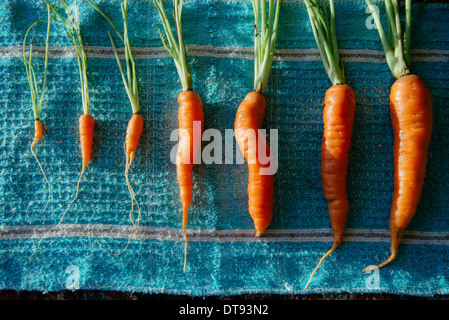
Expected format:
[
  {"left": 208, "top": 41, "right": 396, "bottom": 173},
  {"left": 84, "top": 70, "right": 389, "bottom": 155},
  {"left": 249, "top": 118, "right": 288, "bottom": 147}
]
[
  {"left": 29, "top": 165, "right": 86, "bottom": 260},
  {"left": 178, "top": 165, "right": 193, "bottom": 273},
  {"left": 303, "top": 234, "right": 343, "bottom": 291},
  {"left": 92, "top": 149, "right": 139, "bottom": 257},
  {"left": 182, "top": 205, "right": 190, "bottom": 273},
  {"left": 30, "top": 115, "right": 95, "bottom": 259},
  {"left": 362, "top": 228, "right": 403, "bottom": 273},
  {"left": 30, "top": 119, "right": 52, "bottom": 214},
  {"left": 125, "top": 154, "right": 142, "bottom": 229}
]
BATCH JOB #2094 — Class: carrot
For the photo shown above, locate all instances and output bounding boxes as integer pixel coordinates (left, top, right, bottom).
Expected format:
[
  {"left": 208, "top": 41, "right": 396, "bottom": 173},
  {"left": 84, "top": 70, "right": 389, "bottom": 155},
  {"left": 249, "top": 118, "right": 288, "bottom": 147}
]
[
  {"left": 154, "top": 0, "right": 205, "bottom": 271},
  {"left": 125, "top": 113, "right": 144, "bottom": 169},
  {"left": 31, "top": 1, "right": 94, "bottom": 258},
  {"left": 302, "top": 0, "right": 356, "bottom": 291},
  {"left": 233, "top": 0, "right": 281, "bottom": 237},
  {"left": 50, "top": 0, "right": 93, "bottom": 210},
  {"left": 31, "top": 120, "right": 44, "bottom": 150},
  {"left": 176, "top": 91, "right": 204, "bottom": 257},
  {"left": 320, "top": 85, "right": 356, "bottom": 248},
  {"left": 88, "top": 0, "right": 145, "bottom": 245},
  {"left": 234, "top": 92, "right": 274, "bottom": 237},
  {"left": 363, "top": 0, "right": 433, "bottom": 272},
  {"left": 21, "top": 6, "right": 52, "bottom": 214},
  {"left": 79, "top": 114, "right": 95, "bottom": 174}
]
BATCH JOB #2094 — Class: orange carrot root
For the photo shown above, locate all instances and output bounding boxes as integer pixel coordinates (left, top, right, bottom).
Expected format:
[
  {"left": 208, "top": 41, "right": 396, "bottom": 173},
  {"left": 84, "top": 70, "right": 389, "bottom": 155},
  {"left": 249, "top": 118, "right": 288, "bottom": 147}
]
[
  {"left": 363, "top": 74, "right": 433, "bottom": 272},
  {"left": 79, "top": 114, "right": 95, "bottom": 172},
  {"left": 303, "top": 84, "right": 356, "bottom": 290},
  {"left": 176, "top": 90, "right": 204, "bottom": 272},
  {"left": 125, "top": 113, "right": 144, "bottom": 167},
  {"left": 125, "top": 113, "right": 144, "bottom": 230},
  {"left": 235, "top": 91, "right": 275, "bottom": 238}
]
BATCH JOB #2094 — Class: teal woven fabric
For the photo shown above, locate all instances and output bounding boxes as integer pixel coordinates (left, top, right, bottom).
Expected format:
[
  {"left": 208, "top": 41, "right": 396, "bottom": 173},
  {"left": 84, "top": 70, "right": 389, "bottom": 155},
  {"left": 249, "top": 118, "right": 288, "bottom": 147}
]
[{"left": 1, "top": 0, "right": 449, "bottom": 296}]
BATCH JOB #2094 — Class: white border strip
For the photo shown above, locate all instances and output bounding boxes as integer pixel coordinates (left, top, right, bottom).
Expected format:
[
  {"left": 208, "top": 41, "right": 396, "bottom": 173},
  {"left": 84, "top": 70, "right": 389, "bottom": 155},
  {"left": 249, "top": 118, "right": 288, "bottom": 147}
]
[
  {"left": 1, "top": 45, "right": 449, "bottom": 62},
  {"left": 1, "top": 224, "right": 449, "bottom": 245}
]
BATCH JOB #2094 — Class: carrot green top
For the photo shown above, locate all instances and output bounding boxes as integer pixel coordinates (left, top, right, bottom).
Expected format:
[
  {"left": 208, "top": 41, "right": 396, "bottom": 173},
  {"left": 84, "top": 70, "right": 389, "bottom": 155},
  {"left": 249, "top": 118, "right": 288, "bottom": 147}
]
[
  {"left": 252, "top": 0, "right": 282, "bottom": 94},
  {"left": 304, "top": 0, "right": 345, "bottom": 86},
  {"left": 22, "top": 4, "right": 51, "bottom": 120},
  {"left": 43, "top": 0, "right": 90, "bottom": 115},
  {"left": 153, "top": 0, "right": 192, "bottom": 92},
  {"left": 86, "top": 0, "right": 140, "bottom": 114},
  {"left": 365, "top": 0, "right": 428, "bottom": 79}
]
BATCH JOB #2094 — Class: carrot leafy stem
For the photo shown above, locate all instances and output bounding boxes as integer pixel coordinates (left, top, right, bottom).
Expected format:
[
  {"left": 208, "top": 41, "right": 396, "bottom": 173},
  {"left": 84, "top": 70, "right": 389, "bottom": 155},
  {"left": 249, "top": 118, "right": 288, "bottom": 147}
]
[
  {"left": 22, "top": 4, "right": 51, "bottom": 120},
  {"left": 86, "top": 0, "right": 140, "bottom": 114},
  {"left": 43, "top": 0, "right": 90, "bottom": 115},
  {"left": 153, "top": 0, "right": 192, "bottom": 92},
  {"left": 304, "top": 0, "right": 345, "bottom": 86},
  {"left": 365, "top": 0, "right": 428, "bottom": 79},
  {"left": 252, "top": 0, "right": 282, "bottom": 94}
]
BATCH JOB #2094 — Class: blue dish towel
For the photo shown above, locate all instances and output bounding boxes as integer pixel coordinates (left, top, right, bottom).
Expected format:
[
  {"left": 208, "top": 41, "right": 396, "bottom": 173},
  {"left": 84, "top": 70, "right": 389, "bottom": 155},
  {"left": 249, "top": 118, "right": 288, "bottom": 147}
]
[{"left": 1, "top": 0, "right": 449, "bottom": 296}]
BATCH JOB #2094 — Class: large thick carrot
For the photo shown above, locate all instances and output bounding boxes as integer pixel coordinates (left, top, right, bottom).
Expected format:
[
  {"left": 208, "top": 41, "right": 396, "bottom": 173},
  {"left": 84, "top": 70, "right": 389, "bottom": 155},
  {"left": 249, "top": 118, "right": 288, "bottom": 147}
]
[
  {"left": 22, "top": 7, "right": 52, "bottom": 214},
  {"left": 321, "top": 85, "right": 356, "bottom": 243},
  {"left": 364, "top": 73, "right": 432, "bottom": 271},
  {"left": 234, "top": 0, "right": 281, "bottom": 237},
  {"left": 303, "top": 0, "right": 356, "bottom": 291},
  {"left": 154, "top": 0, "right": 205, "bottom": 271},
  {"left": 234, "top": 92, "right": 274, "bottom": 237},
  {"left": 363, "top": 0, "right": 433, "bottom": 272}
]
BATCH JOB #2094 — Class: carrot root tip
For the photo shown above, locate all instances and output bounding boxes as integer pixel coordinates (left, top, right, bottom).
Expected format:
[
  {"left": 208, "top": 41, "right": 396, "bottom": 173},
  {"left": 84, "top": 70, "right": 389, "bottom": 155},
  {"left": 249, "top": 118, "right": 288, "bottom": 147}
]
[
  {"left": 362, "top": 228, "right": 403, "bottom": 273},
  {"left": 303, "top": 242, "right": 340, "bottom": 291}
]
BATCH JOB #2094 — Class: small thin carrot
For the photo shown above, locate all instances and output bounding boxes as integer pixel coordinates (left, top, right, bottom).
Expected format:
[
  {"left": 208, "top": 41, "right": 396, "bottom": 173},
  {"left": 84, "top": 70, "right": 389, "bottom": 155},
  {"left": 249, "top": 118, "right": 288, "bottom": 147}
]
[
  {"left": 32, "top": 1, "right": 94, "bottom": 258},
  {"left": 89, "top": 0, "right": 145, "bottom": 227},
  {"left": 49, "top": 113, "right": 95, "bottom": 227},
  {"left": 302, "top": 0, "right": 355, "bottom": 291},
  {"left": 79, "top": 114, "right": 95, "bottom": 174},
  {"left": 154, "top": 0, "right": 205, "bottom": 271},
  {"left": 125, "top": 113, "right": 144, "bottom": 170},
  {"left": 363, "top": 0, "right": 433, "bottom": 272},
  {"left": 124, "top": 113, "right": 144, "bottom": 229},
  {"left": 21, "top": 5, "right": 52, "bottom": 215}
]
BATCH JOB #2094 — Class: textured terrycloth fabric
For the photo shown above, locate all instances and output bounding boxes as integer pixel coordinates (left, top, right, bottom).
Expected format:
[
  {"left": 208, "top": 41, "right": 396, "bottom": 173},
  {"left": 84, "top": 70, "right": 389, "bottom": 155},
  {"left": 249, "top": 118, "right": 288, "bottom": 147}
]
[{"left": 1, "top": 0, "right": 449, "bottom": 296}]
